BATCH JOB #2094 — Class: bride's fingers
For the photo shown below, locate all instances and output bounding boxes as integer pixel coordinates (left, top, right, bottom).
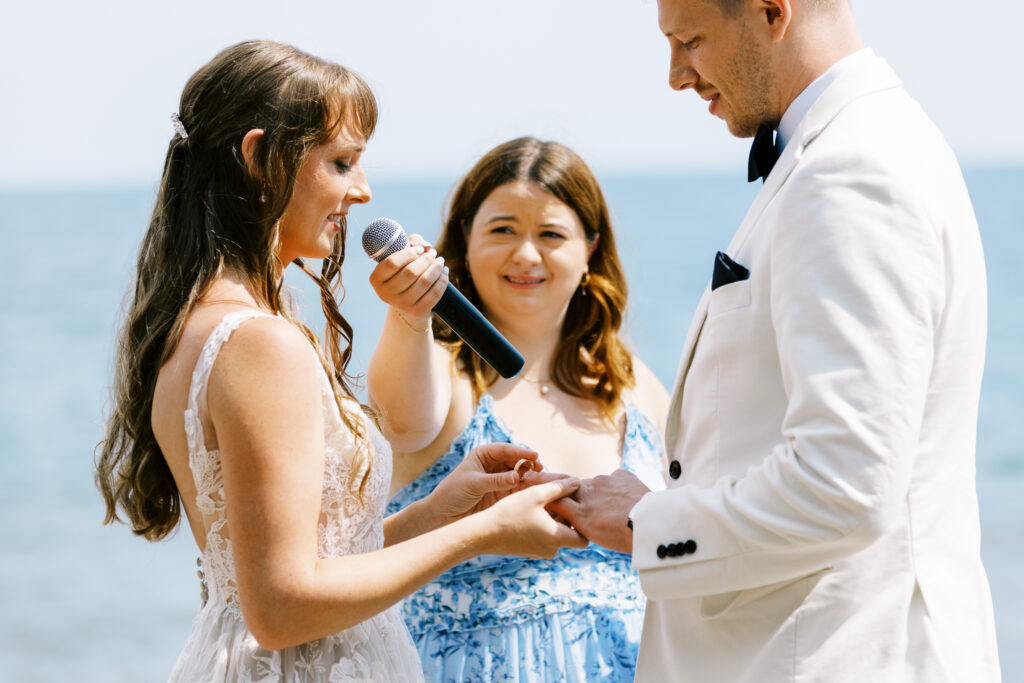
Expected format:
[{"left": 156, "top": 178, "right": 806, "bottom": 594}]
[
  {"left": 471, "top": 444, "right": 539, "bottom": 473},
  {"left": 464, "top": 470, "right": 520, "bottom": 499},
  {"left": 520, "top": 470, "right": 571, "bottom": 489},
  {"left": 549, "top": 512, "right": 572, "bottom": 526},
  {"left": 545, "top": 494, "right": 579, "bottom": 523},
  {"left": 525, "top": 484, "right": 587, "bottom": 550},
  {"left": 550, "top": 522, "right": 589, "bottom": 550},
  {"left": 528, "top": 478, "right": 581, "bottom": 505}
]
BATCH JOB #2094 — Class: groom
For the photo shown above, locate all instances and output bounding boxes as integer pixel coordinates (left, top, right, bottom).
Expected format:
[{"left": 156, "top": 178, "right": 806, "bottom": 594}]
[{"left": 551, "top": 0, "right": 1001, "bottom": 679}]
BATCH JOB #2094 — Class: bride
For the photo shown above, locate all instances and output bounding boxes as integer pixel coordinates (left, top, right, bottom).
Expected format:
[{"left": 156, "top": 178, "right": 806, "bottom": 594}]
[{"left": 95, "top": 40, "right": 585, "bottom": 682}]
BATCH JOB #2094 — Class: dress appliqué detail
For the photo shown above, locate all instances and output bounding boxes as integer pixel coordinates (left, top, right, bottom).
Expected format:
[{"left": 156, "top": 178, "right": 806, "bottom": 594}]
[{"left": 169, "top": 310, "right": 423, "bottom": 682}]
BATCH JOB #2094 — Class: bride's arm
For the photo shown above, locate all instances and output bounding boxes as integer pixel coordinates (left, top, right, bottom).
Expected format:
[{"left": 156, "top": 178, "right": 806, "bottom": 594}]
[
  {"left": 209, "top": 317, "right": 584, "bottom": 651},
  {"left": 383, "top": 442, "right": 550, "bottom": 545},
  {"left": 366, "top": 238, "right": 453, "bottom": 452}
]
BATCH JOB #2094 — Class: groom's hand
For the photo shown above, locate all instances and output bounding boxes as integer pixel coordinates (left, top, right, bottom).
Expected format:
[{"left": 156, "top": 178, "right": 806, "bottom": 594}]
[{"left": 546, "top": 469, "right": 649, "bottom": 554}]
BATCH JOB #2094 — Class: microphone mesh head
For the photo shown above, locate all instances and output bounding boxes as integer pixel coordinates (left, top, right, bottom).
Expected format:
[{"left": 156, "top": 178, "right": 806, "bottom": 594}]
[{"left": 361, "top": 217, "right": 408, "bottom": 262}]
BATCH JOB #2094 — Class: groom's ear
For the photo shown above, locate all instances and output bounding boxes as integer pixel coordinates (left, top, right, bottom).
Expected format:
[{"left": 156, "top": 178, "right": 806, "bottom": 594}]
[{"left": 754, "top": 0, "right": 792, "bottom": 42}]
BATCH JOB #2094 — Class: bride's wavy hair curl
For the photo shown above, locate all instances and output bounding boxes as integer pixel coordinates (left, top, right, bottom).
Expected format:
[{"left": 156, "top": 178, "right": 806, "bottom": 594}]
[
  {"left": 435, "top": 137, "right": 634, "bottom": 424},
  {"left": 96, "top": 40, "right": 378, "bottom": 541}
]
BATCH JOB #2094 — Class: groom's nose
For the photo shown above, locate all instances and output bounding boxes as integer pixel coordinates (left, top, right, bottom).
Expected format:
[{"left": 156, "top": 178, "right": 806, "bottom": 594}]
[{"left": 668, "top": 43, "right": 697, "bottom": 92}]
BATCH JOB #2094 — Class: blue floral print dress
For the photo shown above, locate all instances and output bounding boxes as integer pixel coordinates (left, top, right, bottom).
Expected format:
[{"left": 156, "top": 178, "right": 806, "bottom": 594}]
[{"left": 386, "top": 394, "right": 666, "bottom": 682}]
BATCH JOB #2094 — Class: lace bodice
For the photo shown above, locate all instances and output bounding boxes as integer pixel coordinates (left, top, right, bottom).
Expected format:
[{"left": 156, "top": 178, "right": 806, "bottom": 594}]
[
  {"left": 169, "top": 310, "right": 423, "bottom": 682},
  {"left": 184, "top": 310, "right": 391, "bottom": 611}
]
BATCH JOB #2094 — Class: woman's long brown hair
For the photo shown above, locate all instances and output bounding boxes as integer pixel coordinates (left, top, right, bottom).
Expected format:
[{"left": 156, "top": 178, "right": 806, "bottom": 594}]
[
  {"left": 96, "top": 41, "right": 378, "bottom": 541},
  {"left": 435, "top": 137, "right": 634, "bottom": 423}
]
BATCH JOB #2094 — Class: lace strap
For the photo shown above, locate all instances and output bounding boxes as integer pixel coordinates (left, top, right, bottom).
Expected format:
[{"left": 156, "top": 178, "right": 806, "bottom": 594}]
[{"left": 184, "top": 310, "right": 275, "bottom": 465}]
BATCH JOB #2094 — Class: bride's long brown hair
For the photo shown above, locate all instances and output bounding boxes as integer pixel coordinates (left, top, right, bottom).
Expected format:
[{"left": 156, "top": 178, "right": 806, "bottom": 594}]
[{"left": 96, "top": 40, "right": 378, "bottom": 541}]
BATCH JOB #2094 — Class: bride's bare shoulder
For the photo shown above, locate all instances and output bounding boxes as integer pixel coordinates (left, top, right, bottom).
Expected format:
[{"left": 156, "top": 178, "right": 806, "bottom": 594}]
[{"left": 205, "top": 312, "right": 320, "bottom": 393}]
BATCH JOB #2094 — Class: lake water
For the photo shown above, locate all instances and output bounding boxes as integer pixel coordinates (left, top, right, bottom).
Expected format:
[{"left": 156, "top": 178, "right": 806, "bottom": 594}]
[{"left": 1, "top": 167, "right": 1021, "bottom": 681}]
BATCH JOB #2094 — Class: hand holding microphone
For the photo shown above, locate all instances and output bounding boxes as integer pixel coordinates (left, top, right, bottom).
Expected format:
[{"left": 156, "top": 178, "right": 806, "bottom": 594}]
[
  {"left": 366, "top": 226, "right": 447, "bottom": 333},
  {"left": 363, "top": 218, "right": 525, "bottom": 379}
]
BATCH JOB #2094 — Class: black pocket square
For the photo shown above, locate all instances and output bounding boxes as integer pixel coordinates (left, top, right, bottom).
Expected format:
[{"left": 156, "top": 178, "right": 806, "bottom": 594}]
[{"left": 712, "top": 251, "right": 750, "bottom": 291}]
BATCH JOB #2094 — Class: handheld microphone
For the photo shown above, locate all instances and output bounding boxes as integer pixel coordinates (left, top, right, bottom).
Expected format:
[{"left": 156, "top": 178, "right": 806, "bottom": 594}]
[{"left": 362, "top": 217, "right": 525, "bottom": 379}]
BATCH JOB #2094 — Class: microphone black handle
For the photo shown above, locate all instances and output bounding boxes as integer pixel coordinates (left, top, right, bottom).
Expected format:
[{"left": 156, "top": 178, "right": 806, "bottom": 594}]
[{"left": 434, "top": 284, "right": 524, "bottom": 378}]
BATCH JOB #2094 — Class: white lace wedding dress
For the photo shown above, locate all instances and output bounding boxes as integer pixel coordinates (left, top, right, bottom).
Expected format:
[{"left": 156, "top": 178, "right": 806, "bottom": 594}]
[{"left": 167, "top": 310, "right": 424, "bottom": 682}]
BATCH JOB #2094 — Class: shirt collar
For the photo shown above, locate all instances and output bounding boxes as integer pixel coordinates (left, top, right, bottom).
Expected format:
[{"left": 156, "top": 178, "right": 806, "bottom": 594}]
[{"left": 777, "top": 47, "right": 875, "bottom": 151}]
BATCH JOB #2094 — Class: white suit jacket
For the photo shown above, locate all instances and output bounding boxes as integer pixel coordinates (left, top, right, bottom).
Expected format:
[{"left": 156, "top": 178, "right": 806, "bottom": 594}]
[{"left": 630, "top": 54, "right": 1001, "bottom": 681}]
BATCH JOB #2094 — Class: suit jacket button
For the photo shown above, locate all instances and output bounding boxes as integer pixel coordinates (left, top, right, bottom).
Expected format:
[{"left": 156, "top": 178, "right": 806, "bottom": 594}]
[
  {"left": 657, "top": 544, "right": 668, "bottom": 559},
  {"left": 673, "top": 542, "right": 686, "bottom": 556},
  {"left": 669, "top": 460, "right": 681, "bottom": 479},
  {"left": 684, "top": 539, "right": 697, "bottom": 554}
]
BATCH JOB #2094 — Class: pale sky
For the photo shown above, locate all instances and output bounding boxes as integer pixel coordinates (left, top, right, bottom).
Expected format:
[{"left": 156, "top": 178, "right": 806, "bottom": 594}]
[{"left": 1, "top": 0, "right": 1021, "bottom": 190}]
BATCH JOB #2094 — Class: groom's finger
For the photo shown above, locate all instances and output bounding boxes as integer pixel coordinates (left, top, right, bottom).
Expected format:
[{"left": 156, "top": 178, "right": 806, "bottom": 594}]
[{"left": 545, "top": 495, "right": 580, "bottom": 527}]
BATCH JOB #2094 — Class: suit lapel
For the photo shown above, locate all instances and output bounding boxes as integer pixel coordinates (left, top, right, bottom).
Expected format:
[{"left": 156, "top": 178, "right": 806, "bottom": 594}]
[
  {"left": 728, "top": 54, "right": 902, "bottom": 256},
  {"left": 664, "top": 54, "right": 904, "bottom": 455},
  {"left": 664, "top": 285, "right": 710, "bottom": 451}
]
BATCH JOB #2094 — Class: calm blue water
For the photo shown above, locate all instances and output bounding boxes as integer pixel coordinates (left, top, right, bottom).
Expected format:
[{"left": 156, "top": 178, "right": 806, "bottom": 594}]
[{"left": 1, "top": 167, "right": 1021, "bottom": 681}]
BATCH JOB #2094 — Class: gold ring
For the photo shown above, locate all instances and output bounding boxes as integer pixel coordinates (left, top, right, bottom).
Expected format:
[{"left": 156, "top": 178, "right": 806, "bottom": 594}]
[{"left": 514, "top": 458, "right": 535, "bottom": 476}]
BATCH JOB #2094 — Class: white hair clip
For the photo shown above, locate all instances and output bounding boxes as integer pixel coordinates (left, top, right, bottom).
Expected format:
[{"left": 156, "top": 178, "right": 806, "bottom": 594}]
[{"left": 170, "top": 112, "right": 189, "bottom": 140}]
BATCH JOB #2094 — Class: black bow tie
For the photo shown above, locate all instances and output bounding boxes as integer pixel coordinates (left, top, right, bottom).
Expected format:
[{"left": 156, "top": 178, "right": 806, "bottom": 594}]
[{"left": 747, "top": 123, "right": 779, "bottom": 183}]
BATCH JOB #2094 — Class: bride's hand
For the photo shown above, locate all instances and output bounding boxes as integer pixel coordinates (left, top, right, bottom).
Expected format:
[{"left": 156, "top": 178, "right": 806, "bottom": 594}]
[
  {"left": 517, "top": 469, "right": 579, "bottom": 527},
  {"left": 427, "top": 443, "right": 545, "bottom": 523},
  {"left": 477, "top": 479, "right": 590, "bottom": 559}
]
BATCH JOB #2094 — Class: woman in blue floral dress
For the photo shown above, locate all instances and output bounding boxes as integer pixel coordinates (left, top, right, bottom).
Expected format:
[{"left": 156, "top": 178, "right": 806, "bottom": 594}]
[{"left": 367, "top": 137, "right": 670, "bottom": 682}]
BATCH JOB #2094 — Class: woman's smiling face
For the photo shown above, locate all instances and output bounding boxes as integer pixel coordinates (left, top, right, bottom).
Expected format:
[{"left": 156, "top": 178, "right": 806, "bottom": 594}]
[
  {"left": 276, "top": 125, "right": 371, "bottom": 266},
  {"left": 465, "top": 181, "right": 593, "bottom": 331}
]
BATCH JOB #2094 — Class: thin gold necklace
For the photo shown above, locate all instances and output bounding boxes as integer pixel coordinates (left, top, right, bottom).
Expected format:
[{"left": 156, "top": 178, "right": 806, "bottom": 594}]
[
  {"left": 520, "top": 374, "right": 553, "bottom": 396},
  {"left": 200, "top": 298, "right": 264, "bottom": 310}
]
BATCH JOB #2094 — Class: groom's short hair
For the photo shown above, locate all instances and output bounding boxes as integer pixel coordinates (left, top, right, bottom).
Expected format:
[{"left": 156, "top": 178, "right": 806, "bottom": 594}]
[{"left": 700, "top": 0, "right": 843, "bottom": 18}]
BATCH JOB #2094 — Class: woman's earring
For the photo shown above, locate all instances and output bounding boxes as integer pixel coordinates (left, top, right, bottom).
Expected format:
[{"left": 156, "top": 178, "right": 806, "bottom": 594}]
[{"left": 579, "top": 270, "right": 590, "bottom": 296}]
